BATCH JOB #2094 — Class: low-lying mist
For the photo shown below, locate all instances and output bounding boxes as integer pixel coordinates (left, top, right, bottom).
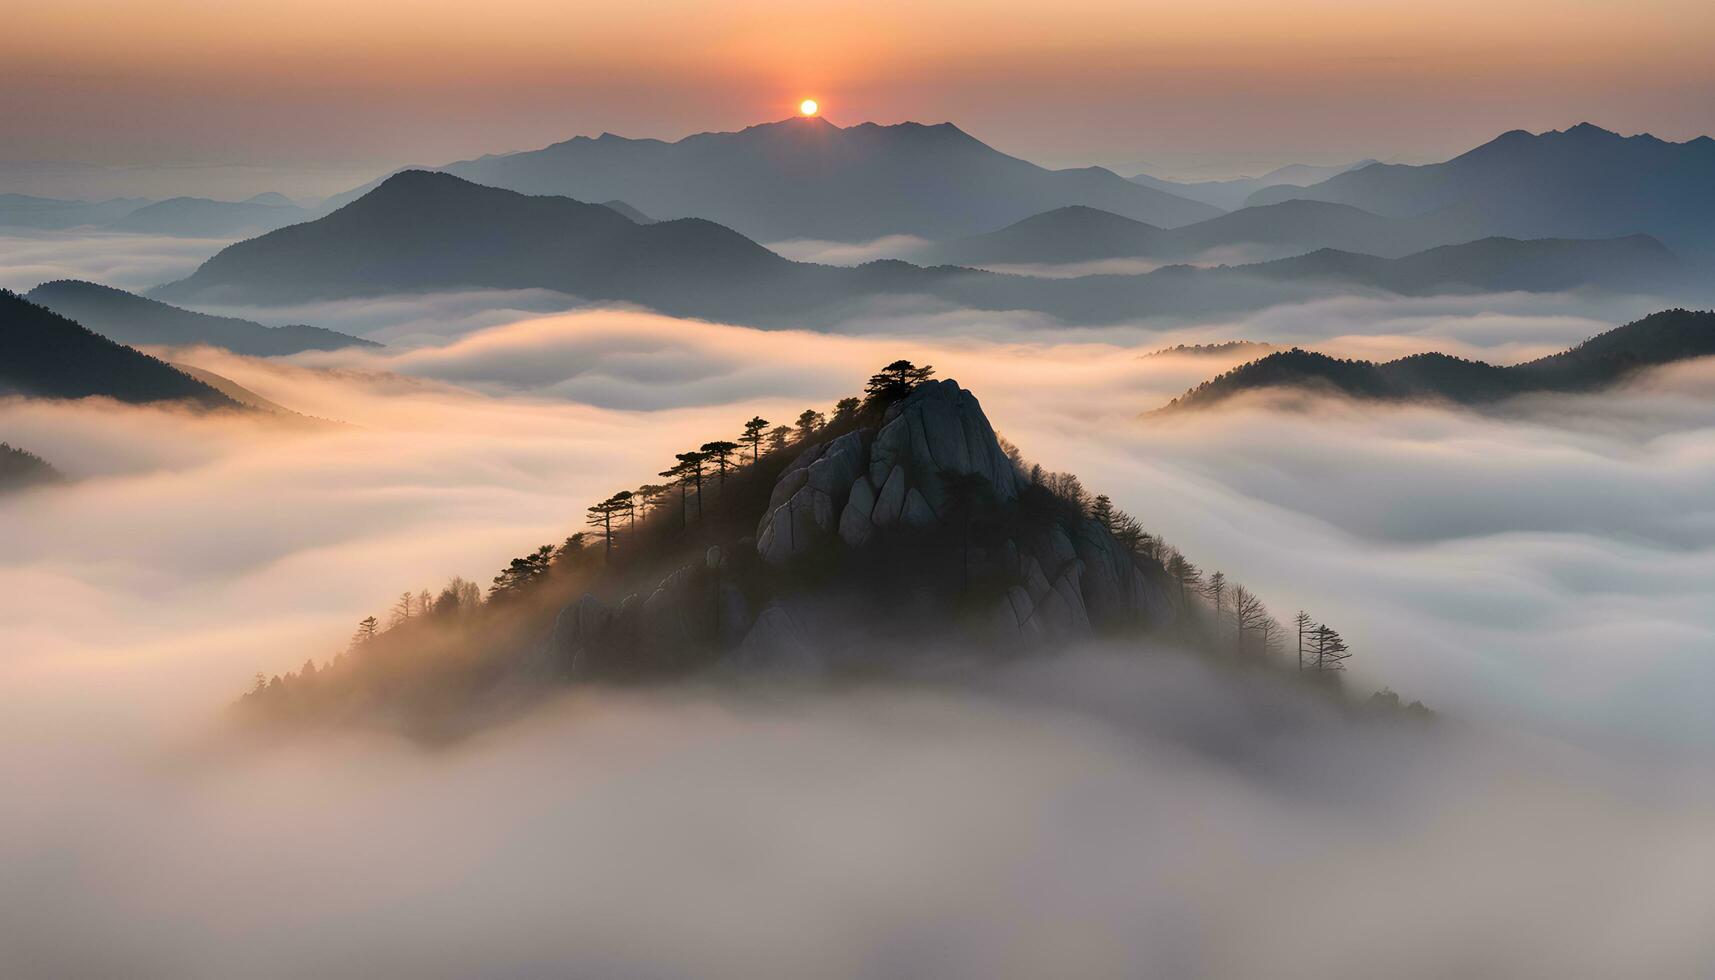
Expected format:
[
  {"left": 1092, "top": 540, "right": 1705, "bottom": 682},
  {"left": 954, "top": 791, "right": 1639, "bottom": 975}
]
[
  {"left": 4, "top": 649, "right": 1712, "bottom": 979},
  {"left": 4, "top": 291, "right": 1714, "bottom": 975}
]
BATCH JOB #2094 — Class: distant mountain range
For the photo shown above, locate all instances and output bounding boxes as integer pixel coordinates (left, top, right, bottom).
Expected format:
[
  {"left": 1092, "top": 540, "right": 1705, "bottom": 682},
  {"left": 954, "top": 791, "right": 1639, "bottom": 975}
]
[
  {"left": 1129, "top": 160, "right": 1378, "bottom": 210},
  {"left": 0, "top": 192, "right": 309, "bottom": 236},
  {"left": 0, "top": 290, "right": 239, "bottom": 407},
  {"left": 25, "top": 280, "right": 376, "bottom": 356},
  {"left": 1242, "top": 235, "right": 1679, "bottom": 294},
  {"left": 0, "top": 193, "right": 152, "bottom": 230},
  {"left": 911, "top": 199, "right": 1484, "bottom": 266},
  {"left": 103, "top": 194, "right": 313, "bottom": 236},
  {"left": 155, "top": 171, "right": 1692, "bottom": 326},
  {"left": 1247, "top": 124, "right": 1715, "bottom": 257},
  {"left": 323, "top": 117, "right": 1223, "bottom": 241},
  {"left": 1155, "top": 308, "right": 1715, "bottom": 412}
]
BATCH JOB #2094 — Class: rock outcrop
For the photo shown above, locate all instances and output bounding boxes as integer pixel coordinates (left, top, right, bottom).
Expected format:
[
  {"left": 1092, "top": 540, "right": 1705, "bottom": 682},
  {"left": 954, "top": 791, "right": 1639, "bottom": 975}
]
[{"left": 551, "top": 378, "right": 1175, "bottom": 677}]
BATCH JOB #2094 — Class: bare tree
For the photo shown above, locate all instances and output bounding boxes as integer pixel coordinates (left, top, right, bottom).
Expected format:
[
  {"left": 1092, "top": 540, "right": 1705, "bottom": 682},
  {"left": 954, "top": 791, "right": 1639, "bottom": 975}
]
[
  {"left": 1231, "top": 584, "right": 1268, "bottom": 655},
  {"left": 389, "top": 591, "right": 414, "bottom": 627},
  {"left": 1201, "top": 570, "right": 1228, "bottom": 621}
]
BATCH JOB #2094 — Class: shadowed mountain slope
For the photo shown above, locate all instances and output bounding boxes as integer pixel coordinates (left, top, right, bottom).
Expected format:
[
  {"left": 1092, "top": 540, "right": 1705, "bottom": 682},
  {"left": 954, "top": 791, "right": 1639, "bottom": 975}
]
[
  {"left": 156, "top": 173, "right": 1691, "bottom": 326},
  {"left": 1155, "top": 308, "right": 1715, "bottom": 412},
  {"left": 0, "top": 290, "right": 240, "bottom": 407},
  {"left": 1130, "top": 159, "right": 1378, "bottom": 210},
  {"left": 1247, "top": 124, "right": 1715, "bottom": 257},
  {"left": 26, "top": 280, "right": 376, "bottom": 356}
]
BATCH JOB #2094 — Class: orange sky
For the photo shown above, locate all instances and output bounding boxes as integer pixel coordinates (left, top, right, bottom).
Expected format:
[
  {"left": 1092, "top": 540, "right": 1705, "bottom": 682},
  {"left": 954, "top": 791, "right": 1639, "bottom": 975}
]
[{"left": 5, "top": 0, "right": 1713, "bottom": 175}]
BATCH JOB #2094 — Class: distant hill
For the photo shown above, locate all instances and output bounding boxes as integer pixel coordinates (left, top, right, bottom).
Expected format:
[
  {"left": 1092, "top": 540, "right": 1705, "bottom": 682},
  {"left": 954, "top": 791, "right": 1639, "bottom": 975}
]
[
  {"left": 915, "top": 199, "right": 1479, "bottom": 266},
  {"left": 155, "top": 170, "right": 813, "bottom": 312},
  {"left": 26, "top": 280, "right": 376, "bottom": 356},
  {"left": 0, "top": 442, "right": 60, "bottom": 492},
  {"left": 0, "top": 193, "right": 152, "bottom": 230},
  {"left": 104, "top": 195, "right": 313, "bottom": 236},
  {"left": 0, "top": 290, "right": 240, "bottom": 407},
  {"left": 155, "top": 172, "right": 1692, "bottom": 327},
  {"left": 1130, "top": 159, "right": 1378, "bottom": 210},
  {"left": 1155, "top": 308, "right": 1715, "bottom": 412},
  {"left": 912, "top": 205, "right": 1168, "bottom": 266},
  {"left": 1141, "top": 341, "right": 1275, "bottom": 359},
  {"left": 327, "top": 117, "right": 1222, "bottom": 242},
  {"left": 1245, "top": 235, "right": 1680, "bottom": 294},
  {"left": 601, "top": 200, "right": 655, "bottom": 224},
  {"left": 1246, "top": 124, "right": 1715, "bottom": 257}
]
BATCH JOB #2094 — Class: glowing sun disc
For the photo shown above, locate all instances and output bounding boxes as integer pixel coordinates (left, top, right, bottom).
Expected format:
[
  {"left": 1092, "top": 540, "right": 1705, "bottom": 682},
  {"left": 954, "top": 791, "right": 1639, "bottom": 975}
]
[{"left": 799, "top": 99, "right": 819, "bottom": 116}]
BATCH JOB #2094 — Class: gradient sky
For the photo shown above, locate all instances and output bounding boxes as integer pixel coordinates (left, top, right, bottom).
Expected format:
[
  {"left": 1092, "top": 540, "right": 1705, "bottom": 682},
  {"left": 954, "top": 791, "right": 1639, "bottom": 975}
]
[{"left": 6, "top": 0, "right": 1714, "bottom": 180}]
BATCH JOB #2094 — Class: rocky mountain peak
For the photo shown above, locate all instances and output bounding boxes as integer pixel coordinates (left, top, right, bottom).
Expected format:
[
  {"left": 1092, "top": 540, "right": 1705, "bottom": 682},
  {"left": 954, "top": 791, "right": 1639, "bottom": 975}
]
[{"left": 550, "top": 378, "right": 1176, "bottom": 678}]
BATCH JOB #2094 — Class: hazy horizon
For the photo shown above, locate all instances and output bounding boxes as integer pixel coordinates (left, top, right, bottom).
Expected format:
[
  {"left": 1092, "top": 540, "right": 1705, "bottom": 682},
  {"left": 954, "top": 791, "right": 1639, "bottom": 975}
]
[{"left": 6, "top": 0, "right": 1714, "bottom": 190}]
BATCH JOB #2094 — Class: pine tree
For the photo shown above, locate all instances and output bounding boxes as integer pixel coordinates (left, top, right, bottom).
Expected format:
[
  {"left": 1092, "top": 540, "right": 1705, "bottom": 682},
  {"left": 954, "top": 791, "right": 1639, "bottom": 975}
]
[
  {"left": 741, "top": 416, "right": 770, "bottom": 462},
  {"left": 794, "top": 409, "right": 825, "bottom": 441},
  {"left": 863, "top": 360, "right": 935, "bottom": 406},
  {"left": 699, "top": 440, "right": 739, "bottom": 488}
]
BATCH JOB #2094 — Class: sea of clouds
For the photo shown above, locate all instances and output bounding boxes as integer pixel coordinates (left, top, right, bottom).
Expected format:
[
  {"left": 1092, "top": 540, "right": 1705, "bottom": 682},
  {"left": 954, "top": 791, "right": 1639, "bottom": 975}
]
[{"left": 3, "top": 287, "right": 1714, "bottom": 976}]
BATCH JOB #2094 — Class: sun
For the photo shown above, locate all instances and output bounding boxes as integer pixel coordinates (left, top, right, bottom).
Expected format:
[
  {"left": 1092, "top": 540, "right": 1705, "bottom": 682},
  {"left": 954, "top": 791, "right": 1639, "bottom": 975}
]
[{"left": 799, "top": 99, "right": 819, "bottom": 117}]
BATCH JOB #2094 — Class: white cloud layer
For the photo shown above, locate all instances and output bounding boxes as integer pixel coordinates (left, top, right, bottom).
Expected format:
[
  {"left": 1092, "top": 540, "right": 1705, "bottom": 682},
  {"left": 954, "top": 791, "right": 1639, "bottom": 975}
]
[{"left": 3, "top": 293, "right": 1714, "bottom": 975}]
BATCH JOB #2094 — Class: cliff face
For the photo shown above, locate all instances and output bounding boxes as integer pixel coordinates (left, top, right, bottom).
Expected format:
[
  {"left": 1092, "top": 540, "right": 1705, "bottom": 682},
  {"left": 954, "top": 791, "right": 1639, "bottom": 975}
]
[{"left": 551, "top": 380, "right": 1175, "bottom": 676}]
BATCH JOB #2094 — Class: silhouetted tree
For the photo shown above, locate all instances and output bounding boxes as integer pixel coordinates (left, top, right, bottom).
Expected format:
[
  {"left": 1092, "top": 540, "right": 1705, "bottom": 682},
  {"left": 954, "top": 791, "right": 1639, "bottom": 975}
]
[
  {"left": 1091, "top": 494, "right": 1114, "bottom": 531},
  {"left": 864, "top": 359, "right": 935, "bottom": 406},
  {"left": 675, "top": 450, "right": 708, "bottom": 518},
  {"left": 586, "top": 493, "right": 632, "bottom": 563},
  {"left": 832, "top": 396, "right": 861, "bottom": 423},
  {"left": 767, "top": 425, "right": 791, "bottom": 454},
  {"left": 1201, "top": 570, "right": 1228, "bottom": 621},
  {"left": 552, "top": 534, "right": 590, "bottom": 569},
  {"left": 1041, "top": 471, "right": 1090, "bottom": 514},
  {"left": 1111, "top": 511, "right": 1146, "bottom": 556},
  {"left": 1313, "top": 623, "right": 1351, "bottom": 672},
  {"left": 490, "top": 545, "right": 555, "bottom": 598},
  {"left": 1164, "top": 548, "right": 1201, "bottom": 606},
  {"left": 1231, "top": 584, "right": 1268, "bottom": 655},
  {"left": 351, "top": 615, "right": 379, "bottom": 648},
  {"left": 741, "top": 416, "right": 770, "bottom": 462},
  {"left": 1259, "top": 616, "right": 1284, "bottom": 657},
  {"left": 1294, "top": 611, "right": 1314, "bottom": 672},
  {"left": 635, "top": 484, "right": 669, "bottom": 517},
  {"left": 434, "top": 577, "right": 481, "bottom": 615},
  {"left": 390, "top": 591, "right": 415, "bottom": 627},
  {"left": 659, "top": 461, "right": 692, "bottom": 528},
  {"left": 700, "top": 440, "right": 739, "bottom": 488},
  {"left": 794, "top": 409, "right": 825, "bottom": 441}
]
